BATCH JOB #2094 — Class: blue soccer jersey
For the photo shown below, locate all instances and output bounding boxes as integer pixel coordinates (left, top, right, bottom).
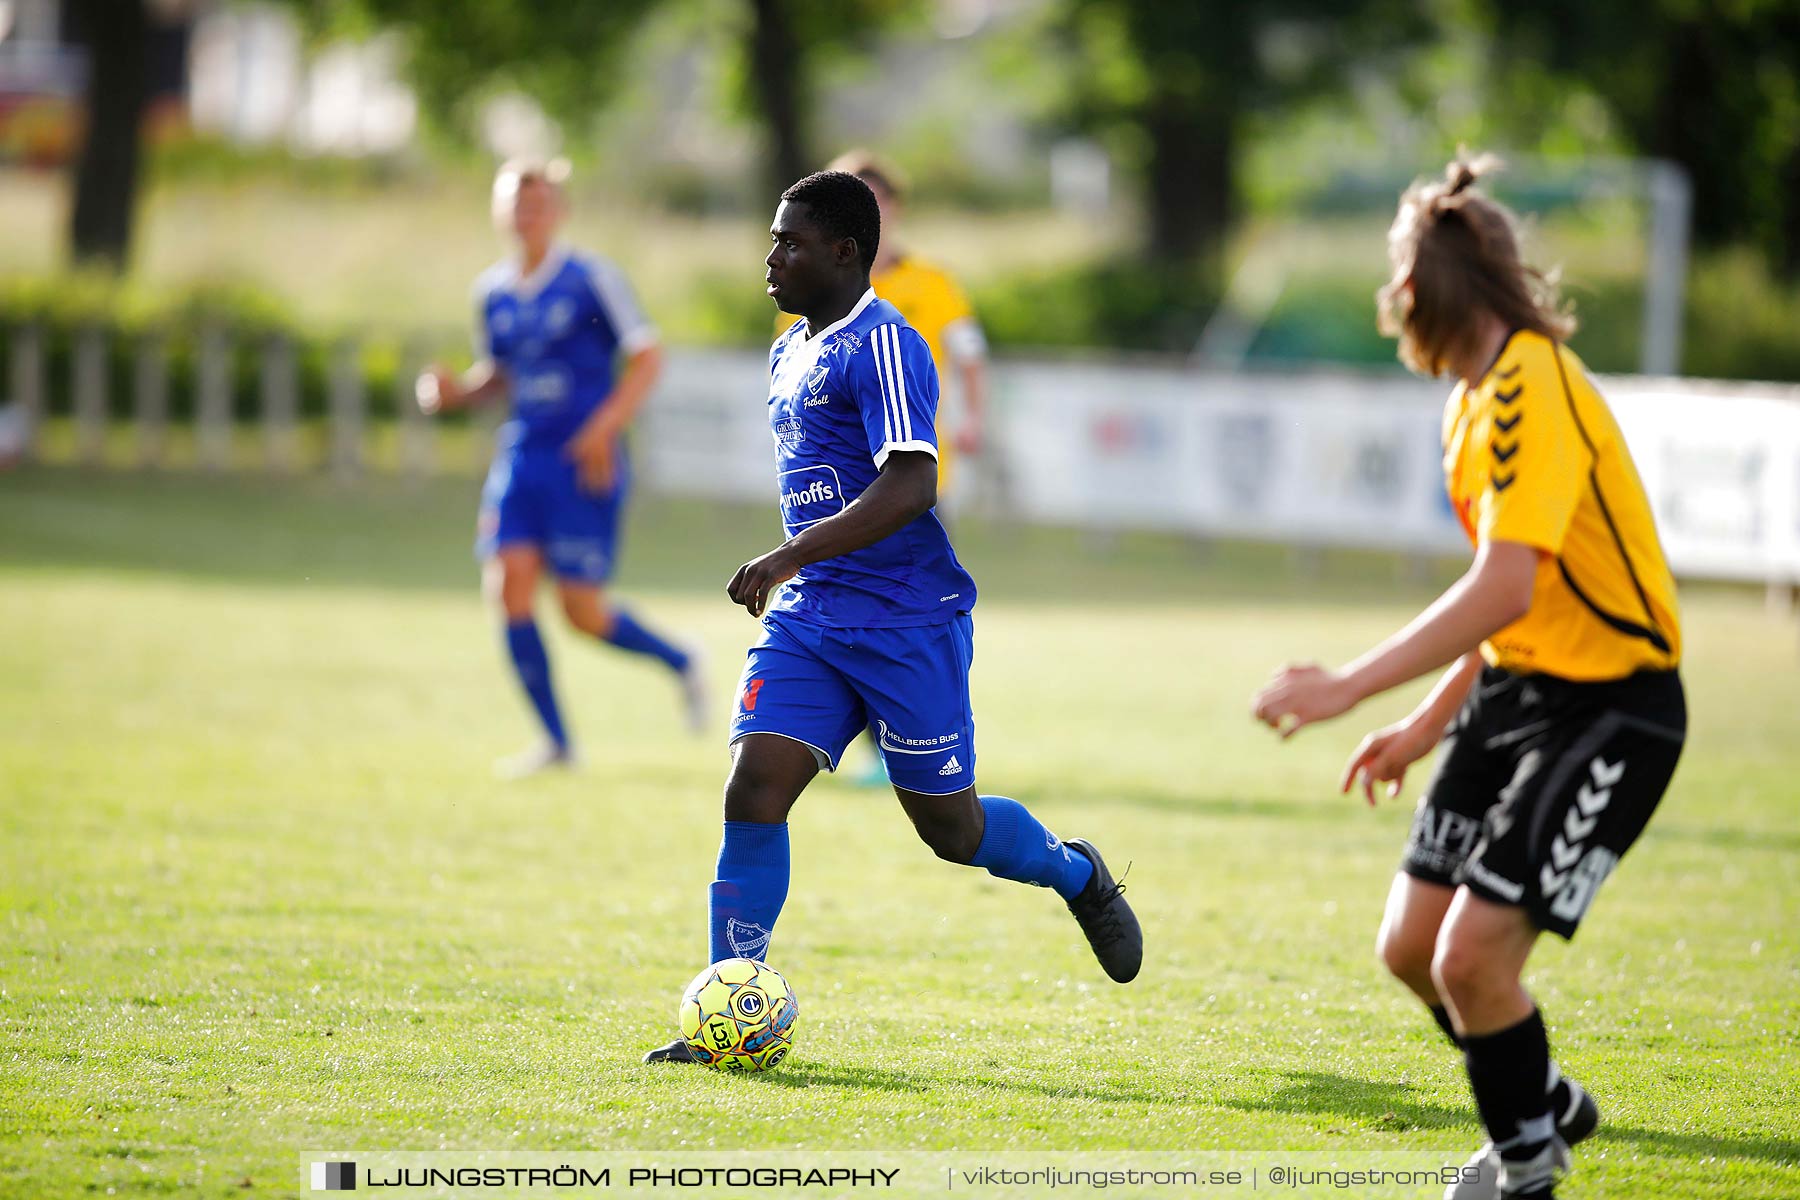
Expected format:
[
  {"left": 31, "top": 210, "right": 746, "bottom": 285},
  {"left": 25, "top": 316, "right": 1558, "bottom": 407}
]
[
  {"left": 764, "top": 289, "right": 976, "bottom": 627},
  {"left": 474, "top": 245, "right": 658, "bottom": 451}
]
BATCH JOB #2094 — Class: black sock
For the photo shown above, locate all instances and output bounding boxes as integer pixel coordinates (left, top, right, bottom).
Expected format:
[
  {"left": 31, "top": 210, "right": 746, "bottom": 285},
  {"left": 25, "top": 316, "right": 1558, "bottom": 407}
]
[
  {"left": 1463, "top": 1008, "right": 1555, "bottom": 1166},
  {"left": 1429, "top": 1004, "right": 1462, "bottom": 1048},
  {"left": 1429, "top": 1007, "right": 1576, "bottom": 1121}
]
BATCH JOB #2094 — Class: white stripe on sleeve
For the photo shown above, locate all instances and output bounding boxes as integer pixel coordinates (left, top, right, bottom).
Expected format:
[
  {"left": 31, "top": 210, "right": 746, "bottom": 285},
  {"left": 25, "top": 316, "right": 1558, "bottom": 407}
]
[
  {"left": 872, "top": 326, "right": 898, "bottom": 444},
  {"left": 581, "top": 254, "right": 660, "bottom": 355},
  {"left": 891, "top": 326, "right": 913, "bottom": 441},
  {"left": 878, "top": 325, "right": 910, "bottom": 443},
  {"left": 869, "top": 328, "right": 894, "bottom": 445}
]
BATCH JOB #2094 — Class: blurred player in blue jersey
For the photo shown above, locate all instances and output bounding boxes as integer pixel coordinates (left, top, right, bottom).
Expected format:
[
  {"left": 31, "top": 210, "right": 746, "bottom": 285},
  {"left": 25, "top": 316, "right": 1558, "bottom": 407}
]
[
  {"left": 417, "top": 158, "right": 706, "bottom": 778},
  {"left": 644, "top": 172, "right": 1142, "bottom": 1063}
]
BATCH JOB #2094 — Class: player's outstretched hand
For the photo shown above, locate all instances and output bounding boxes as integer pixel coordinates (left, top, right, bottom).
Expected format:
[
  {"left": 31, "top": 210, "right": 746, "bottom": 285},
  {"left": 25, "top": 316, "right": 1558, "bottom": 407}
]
[
  {"left": 1339, "top": 717, "right": 1439, "bottom": 806},
  {"left": 1251, "top": 662, "right": 1358, "bottom": 740},
  {"left": 728, "top": 548, "right": 802, "bottom": 618},
  {"left": 415, "top": 365, "right": 458, "bottom": 416},
  {"left": 567, "top": 431, "right": 616, "bottom": 493}
]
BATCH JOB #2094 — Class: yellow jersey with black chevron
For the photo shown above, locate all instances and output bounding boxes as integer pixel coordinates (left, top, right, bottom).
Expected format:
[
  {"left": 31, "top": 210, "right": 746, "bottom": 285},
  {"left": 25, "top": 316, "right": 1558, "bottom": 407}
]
[{"left": 1443, "top": 329, "right": 1681, "bottom": 681}]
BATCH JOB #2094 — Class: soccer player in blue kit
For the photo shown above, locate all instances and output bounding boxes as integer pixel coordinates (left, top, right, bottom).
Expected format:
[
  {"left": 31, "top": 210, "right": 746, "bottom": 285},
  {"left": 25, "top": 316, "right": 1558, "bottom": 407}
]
[
  {"left": 644, "top": 171, "right": 1142, "bottom": 1063},
  {"left": 417, "top": 159, "right": 706, "bottom": 777}
]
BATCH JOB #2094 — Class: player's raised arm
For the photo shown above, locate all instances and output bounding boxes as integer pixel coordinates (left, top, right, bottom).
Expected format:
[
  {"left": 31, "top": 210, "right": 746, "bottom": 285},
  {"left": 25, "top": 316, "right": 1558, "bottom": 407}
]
[
  {"left": 415, "top": 358, "right": 505, "bottom": 416},
  {"left": 417, "top": 276, "right": 512, "bottom": 415}
]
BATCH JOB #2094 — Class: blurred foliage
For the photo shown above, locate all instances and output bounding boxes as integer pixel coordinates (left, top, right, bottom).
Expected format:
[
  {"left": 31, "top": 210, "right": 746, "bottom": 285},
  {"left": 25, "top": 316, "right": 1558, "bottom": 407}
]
[
  {"left": 2, "top": 244, "right": 1796, "bottom": 393},
  {"left": 963, "top": 247, "right": 1800, "bottom": 379},
  {"left": 1479, "top": 0, "right": 1800, "bottom": 276},
  {"left": 973, "top": 264, "right": 1221, "bottom": 354},
  {"left": 1235, "top": 253, "right": 1800, "bottom": 381},
  {"left": 292, "top": 0, "right": 661, "bottom": 140},
  {"left": 1056, "top": 0, "right": 1431, "bottom": 270},
  {"left": 145, "top": 132, "right": 411, "bottom": 191},
  {"left": 720, "top": 0, "right": 926, "bottom": 197}
]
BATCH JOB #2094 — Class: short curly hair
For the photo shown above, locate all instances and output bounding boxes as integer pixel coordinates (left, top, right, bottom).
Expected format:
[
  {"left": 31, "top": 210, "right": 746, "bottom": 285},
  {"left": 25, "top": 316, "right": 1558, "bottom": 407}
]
[{"left": 780, "top": 170, "right": 880, "bottom": 274}]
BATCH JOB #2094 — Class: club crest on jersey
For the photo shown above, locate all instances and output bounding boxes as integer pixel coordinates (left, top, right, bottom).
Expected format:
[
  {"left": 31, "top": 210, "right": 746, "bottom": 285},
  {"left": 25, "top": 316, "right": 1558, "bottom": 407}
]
[
  {"left": 727, "top": 919, "right": 771, "bottom": 960},
  {"left": 774, "top": 416, "right": 805, "bottom": 451},
  {"left": 546, "top": 297, "right": 575, "bottom": 335},
  {"left": 805, "top": 363, "right": 830, "bottom": 395}
]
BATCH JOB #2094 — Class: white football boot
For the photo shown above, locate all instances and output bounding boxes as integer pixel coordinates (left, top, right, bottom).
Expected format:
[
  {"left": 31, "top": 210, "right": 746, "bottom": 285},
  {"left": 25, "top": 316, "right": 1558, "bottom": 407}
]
[
  {"left": 1444, "top": 1138, "right": 1570, "bottom": 1200},
  {"left": 494, "top": 740, "right": 581, "bottom": 780},
  {"left": 677, "top": 645, "right": 709, "bottom": 735}
]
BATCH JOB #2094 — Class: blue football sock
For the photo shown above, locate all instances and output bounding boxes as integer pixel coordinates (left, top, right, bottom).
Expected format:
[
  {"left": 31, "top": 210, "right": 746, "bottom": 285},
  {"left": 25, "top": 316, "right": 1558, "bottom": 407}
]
[
  {"left": 504, "top": 619, "right": 567, "bottom": 749},
  {"left": 603, "top": 607, "right": 690, "bottom": 672},
  {"left": 708, "top": 821, "right": 790, "bottom": 964},
  {"left": 504, "top": 618, "right": 565, "bottom": 752},
  {"left": 969, "top": 795, "right": 1094, "bottom": 900}
]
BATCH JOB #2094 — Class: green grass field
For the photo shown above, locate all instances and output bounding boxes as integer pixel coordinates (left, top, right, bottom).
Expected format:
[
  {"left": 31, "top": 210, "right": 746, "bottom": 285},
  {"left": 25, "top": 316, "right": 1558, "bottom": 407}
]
[{"left": 3, "top": 467, "right": 1797, "bottom": 1198}]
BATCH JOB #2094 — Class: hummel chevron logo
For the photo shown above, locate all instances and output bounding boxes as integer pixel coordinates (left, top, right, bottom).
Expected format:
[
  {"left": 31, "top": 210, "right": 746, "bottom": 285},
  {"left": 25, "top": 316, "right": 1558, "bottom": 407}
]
[
  {"left": 1496, "top": 364, "right": 1521, "bottom": 381},
  {"left": 1492, "top": 471, "right": 1517, "bottom": 492},
  {"left": 1492, "top": 440, "right": 1519, "bottom": 464},
  {"left": 1541, "top": 756, "right": 1625, "bottom": 898},
  {"left": 1495, "top": 385, "right": 1524, "bottom": 404},
  {"left": 1564, "top": 808, "right": 1598, "bottom": 843},
  {"left": 1494, "top": 412, "right": 1523, "bottom": 433},
  {"left": 1575, "top": 783, "right": 1609, "bottom": 818}
]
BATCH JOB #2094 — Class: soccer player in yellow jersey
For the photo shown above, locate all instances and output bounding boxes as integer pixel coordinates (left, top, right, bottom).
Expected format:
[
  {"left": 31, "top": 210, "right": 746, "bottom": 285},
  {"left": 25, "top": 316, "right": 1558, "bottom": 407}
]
[
  {"left": 777, "top": 151, "right": 988, "bottom": 492},
  {"left": 1251, "top": 155, "right": 1685, "bottom": 1200}
]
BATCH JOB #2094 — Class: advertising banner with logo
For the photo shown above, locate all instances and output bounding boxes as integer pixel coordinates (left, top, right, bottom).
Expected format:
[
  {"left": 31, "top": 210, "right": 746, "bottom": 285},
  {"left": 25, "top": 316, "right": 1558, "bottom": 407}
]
[{"left": 642, "top": 352, "right": 1800, "bottom": 585}]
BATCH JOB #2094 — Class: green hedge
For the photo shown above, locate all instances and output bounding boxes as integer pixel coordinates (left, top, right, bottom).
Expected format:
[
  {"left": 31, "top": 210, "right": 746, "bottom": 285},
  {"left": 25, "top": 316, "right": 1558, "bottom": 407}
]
[
  {"left": 3, "top": 247, "right": 1795, "bottom": 406},
  {"left": 968, "top": 250, "right": 1800, "bottom": 380}
]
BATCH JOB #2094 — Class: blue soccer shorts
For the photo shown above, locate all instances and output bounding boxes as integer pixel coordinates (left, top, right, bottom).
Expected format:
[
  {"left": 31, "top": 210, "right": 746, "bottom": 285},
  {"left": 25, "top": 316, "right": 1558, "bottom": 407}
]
[
  {"left": 730, "top": 612, "right": 977, "bottom": 794},
  {"left": 476, "top": 447, "right": 627, "bottom": 584}
]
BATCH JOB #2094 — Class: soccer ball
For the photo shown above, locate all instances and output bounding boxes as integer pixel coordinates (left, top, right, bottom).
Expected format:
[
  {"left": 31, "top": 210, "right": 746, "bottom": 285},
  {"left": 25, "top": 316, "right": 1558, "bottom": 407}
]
[{"left": 678, "top": 958, "right": 797, "bottom": 1071}]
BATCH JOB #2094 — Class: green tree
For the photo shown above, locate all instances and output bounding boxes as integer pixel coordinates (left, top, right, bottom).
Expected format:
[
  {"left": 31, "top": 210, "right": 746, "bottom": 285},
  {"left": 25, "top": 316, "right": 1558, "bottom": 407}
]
[
  {"left": 1484, "top": 0, "right": 1800, "bottom": 276},
  {"left": 304, "top": 0, "right": 661, "bottom": 139},
  {"left": 731, "top": 0, "right": 919, "bottom": 200},
  {"left": 1060, "top": 0, "right": 1428, "bottom": 275},
  {"left": 317, "top": 0, "right": 915, "bottom": 202}
]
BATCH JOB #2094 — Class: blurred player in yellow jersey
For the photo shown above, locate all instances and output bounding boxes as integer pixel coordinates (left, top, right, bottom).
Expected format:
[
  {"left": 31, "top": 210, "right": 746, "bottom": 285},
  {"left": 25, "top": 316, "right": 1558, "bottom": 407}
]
[
  {"left": 777, "top": 151, "right": 989, "bottom": 496},
  {"left": 1252, "top": 154, "right": 1685, "bottom": 1200},
  {"left": 778, "top": 152, "right": 992, "bottom": 786}
]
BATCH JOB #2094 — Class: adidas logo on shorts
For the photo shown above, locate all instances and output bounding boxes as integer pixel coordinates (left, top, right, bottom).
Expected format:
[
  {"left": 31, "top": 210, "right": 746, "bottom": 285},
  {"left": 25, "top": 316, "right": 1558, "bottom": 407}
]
[{"left": 938, "top": 755, "right": 962, "bottom": 776}]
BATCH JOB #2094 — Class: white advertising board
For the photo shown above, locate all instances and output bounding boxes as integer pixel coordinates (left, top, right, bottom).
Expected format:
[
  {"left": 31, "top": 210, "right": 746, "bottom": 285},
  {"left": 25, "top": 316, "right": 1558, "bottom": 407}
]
[{"left": 640, "top": 351, "right": 1800, "bottom": 585}]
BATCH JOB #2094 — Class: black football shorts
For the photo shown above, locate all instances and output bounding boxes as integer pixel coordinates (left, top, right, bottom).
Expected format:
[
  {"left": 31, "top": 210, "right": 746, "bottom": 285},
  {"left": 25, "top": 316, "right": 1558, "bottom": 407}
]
[{"left": 1402, "top": 665, "right": 1686, "bottom": 939}]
